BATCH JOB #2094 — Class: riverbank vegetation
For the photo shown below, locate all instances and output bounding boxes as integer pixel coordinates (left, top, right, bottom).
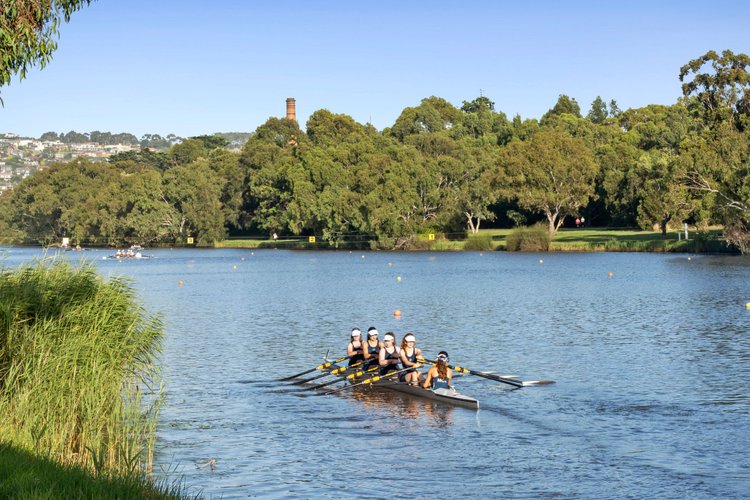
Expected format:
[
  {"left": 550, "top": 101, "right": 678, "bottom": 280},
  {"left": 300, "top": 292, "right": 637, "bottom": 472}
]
[
  {"left": 0, "top": 259, "right": 180, "bottom": 498},
  {"left": 1, "top": 50, "right": 749, "bottom": 253}
]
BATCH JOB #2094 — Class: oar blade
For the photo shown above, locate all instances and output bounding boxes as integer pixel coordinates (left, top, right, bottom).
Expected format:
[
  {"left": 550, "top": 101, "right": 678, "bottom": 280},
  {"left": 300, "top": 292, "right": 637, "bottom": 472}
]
[{"left": 521, "top": 379, "right": 555, "bottom": 386}]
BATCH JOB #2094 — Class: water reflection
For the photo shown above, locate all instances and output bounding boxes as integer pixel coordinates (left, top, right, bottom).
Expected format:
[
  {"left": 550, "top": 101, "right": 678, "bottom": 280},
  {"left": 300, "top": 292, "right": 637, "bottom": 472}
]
[{"left": 342, "top": 386, "right": 455, "bottom": 428}]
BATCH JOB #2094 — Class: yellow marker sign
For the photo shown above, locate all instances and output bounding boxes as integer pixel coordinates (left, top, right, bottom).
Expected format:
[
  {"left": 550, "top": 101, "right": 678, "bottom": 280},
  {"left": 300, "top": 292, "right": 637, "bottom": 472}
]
[
  {"left": 308, "top": 236, "right": 316, "bottom": 243},
  {"left": 428, "top": 233, "right": 435, "bottom": 240},
  {"left": 187, "top": 237, "right": 194, "bottom": 244}
]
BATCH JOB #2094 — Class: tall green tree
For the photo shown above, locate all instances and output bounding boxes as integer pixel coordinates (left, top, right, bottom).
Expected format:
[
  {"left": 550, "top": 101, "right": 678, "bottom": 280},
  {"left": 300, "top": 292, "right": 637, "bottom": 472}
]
[
  {"left": 586, "top": 96, "right": 608, "bottom": 124},
  {"left": 680, "top": 49, "right": 750, "bottom": 131},
  {"left": 162, "top": 162, "right": 225, "bottom": 245},
  {"left": 635, "top": 151, "right": 695, "bottom": 234},
  {"left": 542, "top": 94, "right": 582, "bottom": 122},
  {"left": 679, "top": 50, "right": 750, "bottom": 252},
  {"left": 496, "top": 129, "right": 598, "bottom": 237}
]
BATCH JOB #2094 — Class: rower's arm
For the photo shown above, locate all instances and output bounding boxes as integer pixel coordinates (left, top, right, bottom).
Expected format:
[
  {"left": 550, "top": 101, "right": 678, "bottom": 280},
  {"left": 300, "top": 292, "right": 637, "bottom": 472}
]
[
  {"left": 400, "top": 349, "right": 416, "bottom": 367},
  {"left": 378, "top": 348, "right": 387, "bottom": 366},
  {"left": 422, "top": 368, "right": 434, "bottom": 389},
  {"left": 347, "top": 342, "right": 356, "bottom": 358},
  {"left": 363, "top": 341, "right": 373, "bottom": 361}
]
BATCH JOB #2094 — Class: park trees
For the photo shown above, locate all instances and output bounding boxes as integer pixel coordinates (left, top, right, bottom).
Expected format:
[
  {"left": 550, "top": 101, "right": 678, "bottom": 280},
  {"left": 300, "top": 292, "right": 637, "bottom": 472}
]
[
  {"left": 679, "top": 50, "right": 750, "bottom": 251},
  {"left": 162, "top": 161, "right": 225, "bottom": 245},
  {"left": 497, "top": 129, "right": 598, "bottom": 237}
]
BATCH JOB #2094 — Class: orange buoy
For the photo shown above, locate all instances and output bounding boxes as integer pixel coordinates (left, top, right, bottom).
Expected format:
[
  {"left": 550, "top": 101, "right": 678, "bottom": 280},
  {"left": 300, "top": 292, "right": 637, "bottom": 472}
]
[
  {"left": 608, "top": 272, "right": 613, "bottom": 278},
  {"left": 393, "top": 309, "right": 401, "bottom": 317},
  {"left": 178, "top": 280, "right": 184, "bottom": 286}
]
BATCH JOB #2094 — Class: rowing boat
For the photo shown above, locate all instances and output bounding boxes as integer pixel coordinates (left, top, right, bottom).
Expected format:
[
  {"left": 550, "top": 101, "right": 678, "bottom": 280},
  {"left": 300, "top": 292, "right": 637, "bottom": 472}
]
[{"left": 323, "top": 360, "right": 479, "bottom": 410}]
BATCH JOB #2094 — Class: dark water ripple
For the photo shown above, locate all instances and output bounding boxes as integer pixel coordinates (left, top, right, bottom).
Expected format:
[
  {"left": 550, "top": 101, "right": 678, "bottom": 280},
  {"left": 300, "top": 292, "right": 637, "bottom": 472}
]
[{"left": 3, "top": 248, "right": 750, "bottom": 498}]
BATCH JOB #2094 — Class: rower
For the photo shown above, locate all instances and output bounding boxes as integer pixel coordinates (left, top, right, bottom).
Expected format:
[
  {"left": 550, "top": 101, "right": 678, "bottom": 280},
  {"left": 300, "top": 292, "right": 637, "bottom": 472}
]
[
  {"left": 362, "top": 327, "right": 383, "bottom": 369},
  {"left": 399, "top": 332, "right": 423, "bottom": 385},
  {"left": 347, "top": 328, "right": 364, "bottom": 366},
  {"left": 378, "top": 332, "right": 401, "bottom": 376},
  {"left": 423, "top": 351, "right": 452, "bottom": 390}
]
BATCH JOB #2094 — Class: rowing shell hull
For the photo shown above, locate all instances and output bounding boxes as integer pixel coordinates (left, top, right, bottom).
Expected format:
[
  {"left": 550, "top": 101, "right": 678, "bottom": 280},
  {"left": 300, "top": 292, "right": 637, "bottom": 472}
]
[
  {"left": 325, "top": 362, "right": 479, "bottom": 410},
  {"left": 372, "top": 380, "right": 479, "bottom": 410}
]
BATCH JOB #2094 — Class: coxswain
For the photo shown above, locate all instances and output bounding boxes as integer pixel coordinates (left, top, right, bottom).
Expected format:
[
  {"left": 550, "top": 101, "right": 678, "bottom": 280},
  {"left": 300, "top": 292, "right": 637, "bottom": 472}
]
[
  {"left": 422, "top": 351, "right": 452, "bottom": 390},
  {"left": 347, "top": 328, "right": 364, "bottom": 366}
]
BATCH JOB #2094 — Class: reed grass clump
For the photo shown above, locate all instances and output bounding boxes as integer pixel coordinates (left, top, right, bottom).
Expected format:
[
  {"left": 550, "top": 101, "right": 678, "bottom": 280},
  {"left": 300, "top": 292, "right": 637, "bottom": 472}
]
[
  {"left": 505, "top": 224, "right": 551, "bottom": 252},
  {"left": 0, "top": 258, "right": 164, "bottom": 476},
  {"left": 462, "top": 234, "right": 495, "bottom": 251}
]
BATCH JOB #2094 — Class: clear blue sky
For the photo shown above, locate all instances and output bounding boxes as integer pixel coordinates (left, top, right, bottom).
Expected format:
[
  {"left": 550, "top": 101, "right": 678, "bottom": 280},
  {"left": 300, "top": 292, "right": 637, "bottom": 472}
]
[{"left": 2, "top": 0, "right": 749, "bottom": 138}]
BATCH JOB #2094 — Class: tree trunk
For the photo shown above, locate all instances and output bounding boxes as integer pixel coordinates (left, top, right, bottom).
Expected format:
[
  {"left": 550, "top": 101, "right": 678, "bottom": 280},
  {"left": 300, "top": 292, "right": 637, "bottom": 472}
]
[{"left": 466, "top": 212, "right": 478, "bottom": 234}]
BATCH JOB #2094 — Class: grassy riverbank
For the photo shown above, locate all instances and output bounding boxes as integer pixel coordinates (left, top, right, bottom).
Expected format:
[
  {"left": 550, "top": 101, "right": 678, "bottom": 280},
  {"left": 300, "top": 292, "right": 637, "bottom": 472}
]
[
  {"left": 217, "top": 227, "right": 733, "bottom": 253},
  {"left": 0, "top": 442, "right": 189, "bottom": 499}
]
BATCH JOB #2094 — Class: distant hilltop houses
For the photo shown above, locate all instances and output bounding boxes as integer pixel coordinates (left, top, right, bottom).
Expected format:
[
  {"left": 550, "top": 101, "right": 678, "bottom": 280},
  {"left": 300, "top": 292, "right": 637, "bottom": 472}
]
[
  {"left": 0, "top": 129, "right": 252, "bottom": 191},
  {"left": 0, "top": 133, "right": 145, "bottom": 191}
]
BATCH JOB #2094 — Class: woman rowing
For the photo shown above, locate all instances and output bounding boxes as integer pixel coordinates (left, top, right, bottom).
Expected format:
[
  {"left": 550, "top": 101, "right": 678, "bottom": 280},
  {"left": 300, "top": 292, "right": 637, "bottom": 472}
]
[
  {"left": 362, "top": 326, "right": 383, "bottom": 369},
  {"left": 346, "top": 328, "right": 364, "bottom": 367},
  {"left": 378, "top": 332, "right": 401, "bottom": 376},
  {"left": 399, "top": 332, "right": 422, "bottom": 385},
  {"left": 423, "top": 351, "right": 452, "bottom": 390}
]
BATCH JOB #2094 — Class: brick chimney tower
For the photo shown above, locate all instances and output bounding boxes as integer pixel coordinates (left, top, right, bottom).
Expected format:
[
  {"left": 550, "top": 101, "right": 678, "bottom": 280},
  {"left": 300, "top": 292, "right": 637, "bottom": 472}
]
[{"left": 286, "top": 97, "right": 297, "bottom": 122}]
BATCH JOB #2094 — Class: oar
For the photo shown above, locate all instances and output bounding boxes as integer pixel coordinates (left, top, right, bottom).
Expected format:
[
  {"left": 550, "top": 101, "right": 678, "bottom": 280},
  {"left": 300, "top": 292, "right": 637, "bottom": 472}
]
[
  {"left": 453, "top": 365, "right": 554, "bottom": 387},
  {"left": 291, "top": 361, "right": 363, "bottom": 385},
  {"left": 278, "top": 355, "right": 349, "bottom": 381},
  {"left": 305, "top": 364, "right": 379, "bottom": 391},
  {"left": 418, "top": 357, "right": 552, "bottom": 388},
  {"left": 323, "top": 365, "right": 420, "bottom": 395}
]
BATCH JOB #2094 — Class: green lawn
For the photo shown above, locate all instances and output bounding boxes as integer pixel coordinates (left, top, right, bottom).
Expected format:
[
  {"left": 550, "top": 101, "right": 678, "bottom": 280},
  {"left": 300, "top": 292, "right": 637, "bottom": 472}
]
[{"left": 216, "top": 227, "right": 732, "bottom": 253}]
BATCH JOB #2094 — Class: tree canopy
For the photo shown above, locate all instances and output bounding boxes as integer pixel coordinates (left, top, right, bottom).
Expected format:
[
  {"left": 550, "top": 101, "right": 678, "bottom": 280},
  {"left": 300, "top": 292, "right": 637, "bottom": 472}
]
[{"left": 0, "top": 0, "right": 93, "bottom": 103}]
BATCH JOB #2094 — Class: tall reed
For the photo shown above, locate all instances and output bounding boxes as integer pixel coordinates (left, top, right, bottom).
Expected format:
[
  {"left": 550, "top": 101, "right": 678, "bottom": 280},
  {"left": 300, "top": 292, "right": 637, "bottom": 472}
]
[{"left": 0, "top": 258, "right": 164, "bottom": 476}]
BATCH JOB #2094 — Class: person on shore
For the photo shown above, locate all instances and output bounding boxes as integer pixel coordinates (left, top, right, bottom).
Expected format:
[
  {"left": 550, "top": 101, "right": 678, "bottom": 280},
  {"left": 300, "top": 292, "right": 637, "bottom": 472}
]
[
  {"left": 362, "top": 327, "right": 383, "bottom": 369},
  {"left": 378, "top": 332, "right": 401, "bottom": 376},
  {"left": 399, "top": 332, "right": 422, "bottom": 385},
  {"left": 423, "top": 351, "right": 452, "bottom": 390},
  {"left": 347, "top": 328, "right": 364, "bottom": 367}
]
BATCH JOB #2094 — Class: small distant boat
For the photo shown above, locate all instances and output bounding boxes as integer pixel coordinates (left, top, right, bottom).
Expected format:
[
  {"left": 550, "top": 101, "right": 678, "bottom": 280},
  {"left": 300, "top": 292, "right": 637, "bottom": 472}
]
[{"left": 103, "top": 248, "right": 154, "bottom": 260}]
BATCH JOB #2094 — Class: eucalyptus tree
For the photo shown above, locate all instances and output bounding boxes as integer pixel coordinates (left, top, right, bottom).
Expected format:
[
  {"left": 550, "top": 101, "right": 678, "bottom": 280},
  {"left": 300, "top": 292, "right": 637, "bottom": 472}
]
[
  {"left": 168, "top": 138, "right": 208, "bottom": 166},
  {"left": 0, "top": 0, "right": 93, "bottom": 103},
  {"left": 5, "top": 159, "right": 119, "bottom": 244},
  {"left": 306, "top": 109, "right": 369, "bottom": 148},
  {"left": 541, "top": 94, "right": 582, "bottom": 123},
  {"left": 679, "top": 49, "right": 750, "bottom": 251},
  {"left": 389, "top": 96, "right": 462, "bottom": 141},
  {"left": 240, "top": 117, "right": 306, "bottom": 235},
  {"left": 680, "top": 49, "right": 750, "bottom": 131},
  {"left": 497, "top": 129, "right": 598, "bottom": 237},
  {"left": 118, "top": 168, "right": 180, "bottom": 245},
  {"left": 635, "top": 150, "right": 695, "bottom": 234},
  {"left": 207, "top": 148, "right": 245, "bottom": 230},
  {"left": 162, "top": 161, "right": 225, "bottom": 245}
]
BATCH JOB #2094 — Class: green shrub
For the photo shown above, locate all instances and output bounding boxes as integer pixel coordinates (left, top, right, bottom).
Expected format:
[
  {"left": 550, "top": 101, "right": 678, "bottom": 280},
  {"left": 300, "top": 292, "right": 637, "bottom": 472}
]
[
  {"left": 506, "top": 224, "right": 551, "bottom": 252},
  {"left": 463, "top": 234, "right": 495, "bottom": 251}
]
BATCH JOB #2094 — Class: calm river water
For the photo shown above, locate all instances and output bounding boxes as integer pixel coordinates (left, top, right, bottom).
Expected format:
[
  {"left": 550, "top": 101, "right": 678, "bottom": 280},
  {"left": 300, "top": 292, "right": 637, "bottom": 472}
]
[{"left": 2, "top": 247, "right": 750, "bottom": 498}]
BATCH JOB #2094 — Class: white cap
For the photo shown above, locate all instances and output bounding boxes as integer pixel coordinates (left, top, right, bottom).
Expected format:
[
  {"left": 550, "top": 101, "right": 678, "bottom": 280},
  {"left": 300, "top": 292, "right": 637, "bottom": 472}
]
[
  {"left": 351, "top": 328, "right": 361, "bottom": 337},
  {"left": 383, "top": 333, "right": 395, "bottom": 342},
  {"left": 404, "top": 333, "right": 416, "bottom": 342}
]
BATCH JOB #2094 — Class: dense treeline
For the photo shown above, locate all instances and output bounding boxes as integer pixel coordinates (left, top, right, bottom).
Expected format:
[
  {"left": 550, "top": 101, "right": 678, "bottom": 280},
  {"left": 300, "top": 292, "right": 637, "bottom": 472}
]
[{"left": 1, "top": 50, "right": 749, "bottom": 251}]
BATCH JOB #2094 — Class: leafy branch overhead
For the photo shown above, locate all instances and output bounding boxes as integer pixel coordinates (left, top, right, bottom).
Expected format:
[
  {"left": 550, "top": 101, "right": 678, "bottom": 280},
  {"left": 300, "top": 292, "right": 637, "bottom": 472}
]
[{"left": 0, "top": 0, "right": 93, "bottom": 102}]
